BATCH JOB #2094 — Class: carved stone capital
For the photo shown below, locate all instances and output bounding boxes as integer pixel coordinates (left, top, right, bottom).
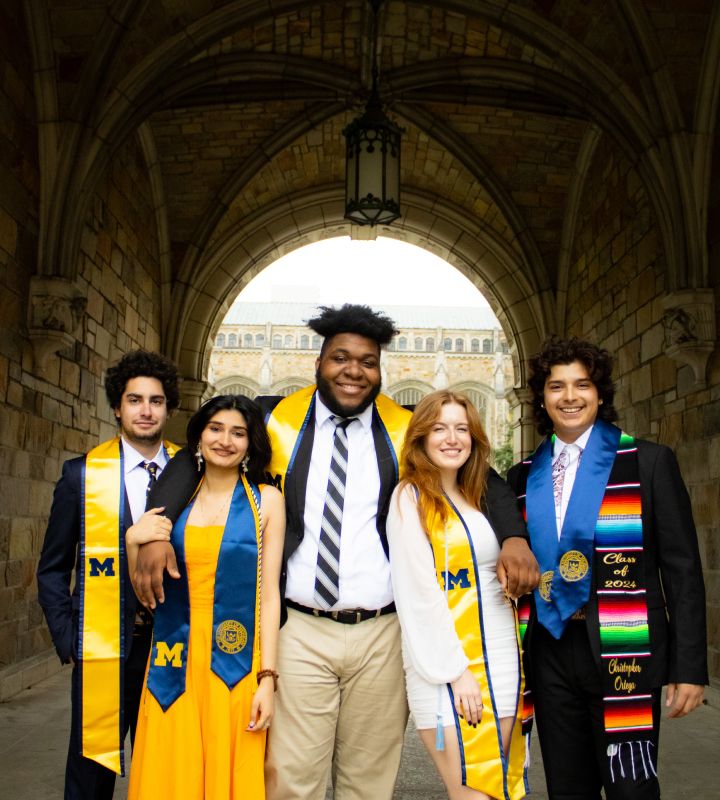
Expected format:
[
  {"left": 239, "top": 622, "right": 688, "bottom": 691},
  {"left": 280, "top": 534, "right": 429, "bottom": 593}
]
[
  {"left": 180, "top": 378, "right": 208, "bottom": 412},
  {"left": 27, "top": 277, "right": 86, "bottom": 373},
  {"left": 661, "top": 289, "right": 716, "bottom": 388}
]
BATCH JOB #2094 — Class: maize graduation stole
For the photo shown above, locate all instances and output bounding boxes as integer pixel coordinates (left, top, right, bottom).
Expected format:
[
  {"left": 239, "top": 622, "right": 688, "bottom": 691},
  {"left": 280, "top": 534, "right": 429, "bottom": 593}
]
[
  {"left": 265, "top": 385, "right": 410, "bottom": 492},
  {"left": 425, "top": 497, "right": 527, "bottom": 800},
  {"left": 516, "top": 421, "right": 655, "bottom": 777},
  {"left": 147, "top": 474, "right": 262, "bottom": 711},
  {"left": 80, "top": 437, "right": 179, "bottom": 775}
]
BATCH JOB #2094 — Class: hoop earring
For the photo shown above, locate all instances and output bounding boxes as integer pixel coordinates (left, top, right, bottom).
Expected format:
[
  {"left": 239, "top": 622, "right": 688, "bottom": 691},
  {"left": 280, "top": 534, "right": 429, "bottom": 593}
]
[
  {"left": 195, "top": 445, "right": 204, "bottom": 472},
  {"left": 241, "top": 455, "right": 249, "bottom": 474}
]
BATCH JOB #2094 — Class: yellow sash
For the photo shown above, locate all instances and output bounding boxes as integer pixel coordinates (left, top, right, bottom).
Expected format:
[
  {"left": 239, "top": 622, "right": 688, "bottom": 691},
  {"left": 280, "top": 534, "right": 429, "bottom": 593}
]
[
  {"left": 81, "top": 437, "right": 179, "bottom": 774},
  {"left": 266, "top": 386, "right": 411, "bottom": 489},
  {"left": 427, "top": 502, "right": 527, "bottom": 799}
]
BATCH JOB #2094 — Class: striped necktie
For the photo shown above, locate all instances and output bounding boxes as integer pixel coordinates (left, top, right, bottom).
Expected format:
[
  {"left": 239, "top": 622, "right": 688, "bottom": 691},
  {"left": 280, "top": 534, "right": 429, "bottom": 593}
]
[
  {"left": 142, "top": 460, "right": 159, "bottom": 497},
  {"left": 314, "top": 416, "right": 357, "bottom": 609}
]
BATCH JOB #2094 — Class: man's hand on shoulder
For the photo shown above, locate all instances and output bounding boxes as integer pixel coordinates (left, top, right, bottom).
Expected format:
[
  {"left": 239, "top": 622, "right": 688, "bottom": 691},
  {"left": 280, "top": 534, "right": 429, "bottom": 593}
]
[
  {"left": 133, "top": 540, "right": 180, "bottom": 609},
  {"left": 496, "top": 536, "right": 539, "bottom": 599}
]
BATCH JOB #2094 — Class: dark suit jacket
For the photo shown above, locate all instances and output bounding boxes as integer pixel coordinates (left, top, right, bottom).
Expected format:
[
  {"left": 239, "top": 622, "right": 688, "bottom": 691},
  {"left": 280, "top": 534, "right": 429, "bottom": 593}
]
[
  {"left": 37, "top": 455, "right": 140, "bottom": 664},
  {"left": 150, "top": 394, "right": 529, "bottom": 618},
  {"left": 507, "top": 438, "right": 708, "bottom": 688}
]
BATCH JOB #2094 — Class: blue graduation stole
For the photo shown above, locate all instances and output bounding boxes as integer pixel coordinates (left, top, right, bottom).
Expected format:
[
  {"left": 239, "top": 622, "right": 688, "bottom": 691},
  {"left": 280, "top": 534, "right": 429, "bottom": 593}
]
[
  {"left": 525, "top": 420, "right": 620, "bottom": 638},
  {"left": 147, "top": 476, "right": 261, "bottom": 711}
]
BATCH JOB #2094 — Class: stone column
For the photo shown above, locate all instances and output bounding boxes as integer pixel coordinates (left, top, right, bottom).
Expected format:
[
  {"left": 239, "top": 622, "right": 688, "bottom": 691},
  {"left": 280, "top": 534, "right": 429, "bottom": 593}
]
[
  {"left": 166, "top": 377, "right": 208, "bottom": 444},
  {"left": 506, "top": 387, "right": 537, "bottom": 459}
]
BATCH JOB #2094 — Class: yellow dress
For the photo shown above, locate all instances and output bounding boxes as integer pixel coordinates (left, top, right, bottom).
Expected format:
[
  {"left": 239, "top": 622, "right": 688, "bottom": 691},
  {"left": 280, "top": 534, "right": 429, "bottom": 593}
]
[{"left": 128, "top": 525, "right": 265, "bottom": 799}]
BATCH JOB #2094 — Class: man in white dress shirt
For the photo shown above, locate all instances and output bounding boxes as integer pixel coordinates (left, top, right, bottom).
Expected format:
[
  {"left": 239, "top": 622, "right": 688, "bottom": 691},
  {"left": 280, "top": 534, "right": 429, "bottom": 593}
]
[{"left": 37, "top": 350, "right": 180, "bottom": 799}]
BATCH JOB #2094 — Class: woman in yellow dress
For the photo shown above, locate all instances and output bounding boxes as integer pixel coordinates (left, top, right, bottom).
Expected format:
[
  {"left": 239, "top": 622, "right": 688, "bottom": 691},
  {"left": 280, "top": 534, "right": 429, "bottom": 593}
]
[{"left": 125, "top": 394, "right": 285, "bottom": 798}]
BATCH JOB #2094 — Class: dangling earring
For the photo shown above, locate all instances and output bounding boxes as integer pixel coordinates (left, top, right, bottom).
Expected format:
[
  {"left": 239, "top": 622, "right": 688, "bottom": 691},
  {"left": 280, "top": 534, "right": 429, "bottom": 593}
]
[
  {"left": 195, "top": 445, "right": 204, "bottom": 472},
  {"left": 241, "top": 455, "right": 249, "bottom": 474}
]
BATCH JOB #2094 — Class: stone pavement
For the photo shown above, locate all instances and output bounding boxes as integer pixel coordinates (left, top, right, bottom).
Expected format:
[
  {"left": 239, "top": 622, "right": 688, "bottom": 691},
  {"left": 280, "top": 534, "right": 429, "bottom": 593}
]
[{"left": 1, "top": 667, "right": 718, "bottom": 799}]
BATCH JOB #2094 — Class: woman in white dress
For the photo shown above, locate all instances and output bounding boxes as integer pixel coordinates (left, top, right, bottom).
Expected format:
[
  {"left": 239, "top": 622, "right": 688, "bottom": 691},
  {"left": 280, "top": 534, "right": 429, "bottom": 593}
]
[{"left": 387, "top": 391, "right": 529, "bottom": 800}]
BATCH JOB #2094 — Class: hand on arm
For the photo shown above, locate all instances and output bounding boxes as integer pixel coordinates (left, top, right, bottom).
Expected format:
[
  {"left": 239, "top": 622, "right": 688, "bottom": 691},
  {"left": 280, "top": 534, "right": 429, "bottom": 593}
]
[
  {"left": 248, "top": 484, "right": 285, "bottom": 732},
  {"left": 126, "top": 507, "right": 172, "bottom": 592},
  {"left": 132, "top": 538, "right": 180, "bottom": 609},
  {"left": 496, "top": 536, "right": 540, "bottom": 599}
]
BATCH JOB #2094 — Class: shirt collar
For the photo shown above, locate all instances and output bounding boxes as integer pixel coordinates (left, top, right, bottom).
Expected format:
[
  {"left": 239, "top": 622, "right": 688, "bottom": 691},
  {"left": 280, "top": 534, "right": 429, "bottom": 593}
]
[
  {"left": 315, "top": 392, "right": 374, "bottom": 431},
  {"left": 553, "top": 425, "right": 594, "bottom": 458},
  {"left": 121, "top": 437, "right": 168, "bottom": 475}
]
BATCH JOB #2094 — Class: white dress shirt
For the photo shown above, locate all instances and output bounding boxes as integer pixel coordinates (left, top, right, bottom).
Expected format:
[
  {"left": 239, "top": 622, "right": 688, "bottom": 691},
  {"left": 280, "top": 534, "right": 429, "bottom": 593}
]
[
  {"left": 285, "top": 395, "right": 393, "bottom": 610},
  {"left": 121, "top": 438, "right": 169, "bottom": 524},
  {"left": 553, "top": 425, "right": 593, "bottom": 538}
]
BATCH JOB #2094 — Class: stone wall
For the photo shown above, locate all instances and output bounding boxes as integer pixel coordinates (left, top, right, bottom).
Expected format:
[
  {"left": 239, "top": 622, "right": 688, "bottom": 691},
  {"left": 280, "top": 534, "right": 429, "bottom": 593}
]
[
  {"left": 0, "top": 13, "right": 163, "bottom": 695},
  {"left": 567, "top": 135, "right": 720, "bottom": 689}
]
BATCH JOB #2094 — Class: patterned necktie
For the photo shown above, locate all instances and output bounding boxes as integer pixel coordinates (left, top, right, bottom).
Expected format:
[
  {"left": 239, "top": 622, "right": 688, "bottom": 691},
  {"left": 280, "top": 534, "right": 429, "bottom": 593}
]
[
  {"left": 314, "top": 416, "right": 357, "bottom": 609},
  {"left": 552, "top": 447, "right": 568, "bottom": 508},
  {"left": 142, "top": 460, "right": 159, "bottom": 497}
]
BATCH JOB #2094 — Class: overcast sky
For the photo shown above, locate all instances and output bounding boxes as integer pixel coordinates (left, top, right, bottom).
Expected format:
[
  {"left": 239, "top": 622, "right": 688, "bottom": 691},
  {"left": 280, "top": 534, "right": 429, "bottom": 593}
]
[{"left": 234, "top": 236, "right": 495, "bottom": 313}]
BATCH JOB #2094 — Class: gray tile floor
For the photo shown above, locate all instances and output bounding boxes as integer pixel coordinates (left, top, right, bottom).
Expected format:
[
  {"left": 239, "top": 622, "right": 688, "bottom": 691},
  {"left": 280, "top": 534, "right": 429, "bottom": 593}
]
[{"left": 1, "top": 667, "right": 717, "bottom": 798}]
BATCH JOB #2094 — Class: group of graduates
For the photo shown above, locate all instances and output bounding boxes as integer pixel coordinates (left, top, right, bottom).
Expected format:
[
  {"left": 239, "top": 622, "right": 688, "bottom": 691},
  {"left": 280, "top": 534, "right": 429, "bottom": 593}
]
[{"left": 37, "top": 304, "right": 707, "bottom": 800}]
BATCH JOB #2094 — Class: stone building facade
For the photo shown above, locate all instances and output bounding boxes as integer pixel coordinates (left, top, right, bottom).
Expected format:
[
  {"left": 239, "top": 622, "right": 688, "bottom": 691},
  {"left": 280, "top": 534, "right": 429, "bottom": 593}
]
[
  {"left": 210, "top": 302, "right": 513, "bottom": 449},
  {"left": 0, "top": 2, "right": 718, "bottom": 701}
]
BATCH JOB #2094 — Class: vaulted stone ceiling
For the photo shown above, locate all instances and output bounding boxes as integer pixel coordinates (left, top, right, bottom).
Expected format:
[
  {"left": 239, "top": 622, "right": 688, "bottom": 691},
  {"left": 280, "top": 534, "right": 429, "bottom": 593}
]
[{"left": 20, "top": 0, "right": 720, "bottom": 380}]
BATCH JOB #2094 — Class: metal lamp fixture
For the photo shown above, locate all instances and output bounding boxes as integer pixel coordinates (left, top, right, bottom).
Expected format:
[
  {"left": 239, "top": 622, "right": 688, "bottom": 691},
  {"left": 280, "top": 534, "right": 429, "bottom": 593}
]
[{"left": 343, "top": 0, "right": 402, "bottom": 226}]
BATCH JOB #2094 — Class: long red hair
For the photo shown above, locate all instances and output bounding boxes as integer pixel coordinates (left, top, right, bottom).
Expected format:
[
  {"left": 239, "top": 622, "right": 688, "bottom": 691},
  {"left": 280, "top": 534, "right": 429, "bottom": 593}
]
[{"left": 400, "top": 391, "right": 490, "bottom": 533}]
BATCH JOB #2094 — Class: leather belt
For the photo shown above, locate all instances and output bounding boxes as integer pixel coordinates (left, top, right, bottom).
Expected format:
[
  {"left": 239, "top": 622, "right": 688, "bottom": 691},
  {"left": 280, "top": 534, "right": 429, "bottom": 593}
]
[{"left": 286, "top": 599, "right": 396, "bottom": 625}]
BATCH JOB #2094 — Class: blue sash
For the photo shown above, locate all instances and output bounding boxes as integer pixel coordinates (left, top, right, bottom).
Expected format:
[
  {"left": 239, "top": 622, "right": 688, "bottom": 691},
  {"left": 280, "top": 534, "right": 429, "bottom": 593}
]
[
  {"left": 526, "top": 420, "right": 620, "bottom": 638},
  {"left": 147, "top": 476, "right": 261, "bottom": 711}
]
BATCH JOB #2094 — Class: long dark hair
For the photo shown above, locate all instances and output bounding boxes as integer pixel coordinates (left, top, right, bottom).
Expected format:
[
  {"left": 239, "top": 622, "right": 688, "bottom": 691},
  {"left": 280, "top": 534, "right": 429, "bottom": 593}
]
[{"left": 186, "top": 394, "right": 271, "bottom": 485}]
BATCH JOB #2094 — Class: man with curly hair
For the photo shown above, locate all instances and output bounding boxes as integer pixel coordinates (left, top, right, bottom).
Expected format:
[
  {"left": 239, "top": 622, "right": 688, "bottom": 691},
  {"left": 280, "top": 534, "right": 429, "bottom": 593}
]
[
  {"left": 507, "top": 336, "right": 707, "bottom": 800},
  {"left": 136, "top": 304, "right": 537, "bottom": 799},
  {"left": 37, "top": 350, "right": 180, "bottom": 799}
]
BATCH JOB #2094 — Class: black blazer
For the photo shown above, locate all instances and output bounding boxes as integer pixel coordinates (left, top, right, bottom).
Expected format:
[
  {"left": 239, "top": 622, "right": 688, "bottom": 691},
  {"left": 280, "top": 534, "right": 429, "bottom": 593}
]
[
  {"left": 37, "top": 455, "right": 140, "bottom": 664},
  {"left": 507, "top": 438, "right": 708, "bottom": 688}
]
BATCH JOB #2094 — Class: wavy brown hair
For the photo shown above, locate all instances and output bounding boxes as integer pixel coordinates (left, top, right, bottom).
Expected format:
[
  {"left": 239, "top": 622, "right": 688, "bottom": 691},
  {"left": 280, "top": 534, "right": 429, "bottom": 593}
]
[{"left": 400, "top": 391, "right": 490, "bottom": 534}]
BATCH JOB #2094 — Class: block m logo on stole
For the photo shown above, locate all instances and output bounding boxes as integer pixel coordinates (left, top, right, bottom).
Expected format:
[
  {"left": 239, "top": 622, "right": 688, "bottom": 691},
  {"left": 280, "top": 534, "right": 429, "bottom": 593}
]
[
  {"left": 154, "top": 642, "right": 184, "bottom": 668},
  {"left": 442, "top": 568, "right": 471, "bottom": 590},
  {"left": 88, "top": 557, "right": 116, "bottom": 576}
]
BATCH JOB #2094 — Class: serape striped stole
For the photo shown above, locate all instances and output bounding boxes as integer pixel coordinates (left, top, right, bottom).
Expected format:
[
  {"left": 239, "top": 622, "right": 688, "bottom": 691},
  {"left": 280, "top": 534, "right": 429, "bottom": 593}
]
[
  {"left": 80, "top": 437, "right": 179, "bottom": 775},
  {"left": 516, "top": 429, "right": 654, "bottom": 763}
]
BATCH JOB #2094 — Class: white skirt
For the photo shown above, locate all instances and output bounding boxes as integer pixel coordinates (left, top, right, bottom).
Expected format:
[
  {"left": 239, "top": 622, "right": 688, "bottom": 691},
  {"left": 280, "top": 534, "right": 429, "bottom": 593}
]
[{"left": 403, "top": 578, "right": 520, "bottom": 730}]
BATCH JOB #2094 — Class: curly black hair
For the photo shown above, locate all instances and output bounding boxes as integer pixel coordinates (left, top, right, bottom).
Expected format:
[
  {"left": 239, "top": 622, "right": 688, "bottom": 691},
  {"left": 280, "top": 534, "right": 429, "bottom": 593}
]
[
  {"left": 307, "top": 304, "right": 398, "bottom": 355},
  {"left": 104, "top": 350, "right": 180, "bottom": 412},
  {"left": 186, "top": 394, "right": 271, "bottom": 486},
  {"left": 528, "top": 335, "right": 617, "bottom": 435}
]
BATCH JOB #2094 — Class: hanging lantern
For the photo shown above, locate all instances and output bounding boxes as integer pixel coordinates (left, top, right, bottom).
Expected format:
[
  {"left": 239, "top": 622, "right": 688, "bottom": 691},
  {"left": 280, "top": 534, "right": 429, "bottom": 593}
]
[{"left": 343, "top": 0, "right": 402, "bottom": 226}]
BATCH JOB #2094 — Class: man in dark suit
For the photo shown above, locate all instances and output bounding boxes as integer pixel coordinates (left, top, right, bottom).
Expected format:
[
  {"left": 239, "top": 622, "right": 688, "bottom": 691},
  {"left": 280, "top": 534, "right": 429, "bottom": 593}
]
[
  {"left": 135, "top": 304, "right": 538, "bottom": 800},
  {"left": 37, "top": 350, "right": 180, "bottom": 799},
  {"left": 507, "top": 336, "right": 707, "bottom": 800}
]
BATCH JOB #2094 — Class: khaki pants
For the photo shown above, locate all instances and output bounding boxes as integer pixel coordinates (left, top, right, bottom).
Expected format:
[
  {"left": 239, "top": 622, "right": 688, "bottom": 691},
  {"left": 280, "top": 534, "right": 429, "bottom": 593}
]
[{"left": 265, "top": 608, "right": 408, "bottom": 800}]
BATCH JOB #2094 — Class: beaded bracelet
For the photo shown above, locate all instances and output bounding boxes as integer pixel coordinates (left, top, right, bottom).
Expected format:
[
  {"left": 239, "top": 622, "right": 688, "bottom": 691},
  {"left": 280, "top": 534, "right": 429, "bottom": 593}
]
[{"left": 256, "top": 669, "right": 279, "bottom": 691}]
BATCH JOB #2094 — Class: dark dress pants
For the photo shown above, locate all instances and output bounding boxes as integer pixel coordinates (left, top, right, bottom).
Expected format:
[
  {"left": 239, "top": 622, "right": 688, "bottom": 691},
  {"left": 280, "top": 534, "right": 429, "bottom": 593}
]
[
  {"left": 531, "top": 620, "right": 661, "bottom": 800},
  {"left": 64, "top": 624, "right": 151, "bottom": 800}
]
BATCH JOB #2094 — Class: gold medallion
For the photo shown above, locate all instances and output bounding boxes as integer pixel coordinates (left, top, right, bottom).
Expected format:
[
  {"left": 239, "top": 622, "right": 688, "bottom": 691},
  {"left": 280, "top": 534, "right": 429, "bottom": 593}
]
[
  {"left": 559, "top": 550, "right": 589, "bottom": 582},
  {"left": 538, "top": 570, "right": 553, "bottom": 601},
  {"left": 215, "top": 619, "right": 247, "bottom": 654}
]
